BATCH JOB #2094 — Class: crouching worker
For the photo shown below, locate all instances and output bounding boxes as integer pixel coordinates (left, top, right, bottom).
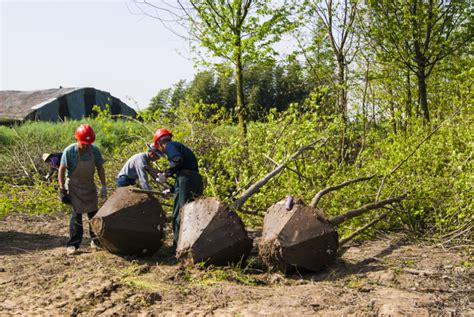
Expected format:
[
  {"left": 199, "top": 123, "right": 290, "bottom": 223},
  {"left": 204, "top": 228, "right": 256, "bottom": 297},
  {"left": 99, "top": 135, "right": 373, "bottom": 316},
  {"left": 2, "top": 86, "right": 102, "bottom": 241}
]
[
  {"left": 42, "top": 152, "right": 62, "bottom": 181},
  {"left": 116, "top": 144, "right": 162, "bottom": 190},
  {"left": 153, "top": 128, "right": 203, "bottom": 248},
  {"left": 58, "top": 124, "right": 107, "bottom": 255}
]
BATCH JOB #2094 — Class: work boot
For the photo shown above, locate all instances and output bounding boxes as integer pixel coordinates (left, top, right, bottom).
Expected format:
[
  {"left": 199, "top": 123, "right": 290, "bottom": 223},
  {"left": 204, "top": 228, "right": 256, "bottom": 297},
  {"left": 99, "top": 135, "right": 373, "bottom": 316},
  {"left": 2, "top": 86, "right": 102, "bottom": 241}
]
[{"left": 66, "top": 246, "right": 78, "bottom": 255}]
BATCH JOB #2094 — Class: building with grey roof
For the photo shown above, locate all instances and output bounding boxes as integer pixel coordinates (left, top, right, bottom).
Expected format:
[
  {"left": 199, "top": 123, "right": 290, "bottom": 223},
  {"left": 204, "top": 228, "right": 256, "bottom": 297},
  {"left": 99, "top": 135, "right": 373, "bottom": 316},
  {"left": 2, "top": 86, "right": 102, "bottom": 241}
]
[{"left": 0, "top": 87, "right": 137, "bottom": 124}]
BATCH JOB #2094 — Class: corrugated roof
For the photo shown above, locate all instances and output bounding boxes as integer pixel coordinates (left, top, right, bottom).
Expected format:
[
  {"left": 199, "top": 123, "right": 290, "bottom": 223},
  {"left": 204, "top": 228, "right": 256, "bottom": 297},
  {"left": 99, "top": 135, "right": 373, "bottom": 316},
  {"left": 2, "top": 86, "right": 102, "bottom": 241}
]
[{"left": 0, "top": 88, "right": 80, "bottom": 120}]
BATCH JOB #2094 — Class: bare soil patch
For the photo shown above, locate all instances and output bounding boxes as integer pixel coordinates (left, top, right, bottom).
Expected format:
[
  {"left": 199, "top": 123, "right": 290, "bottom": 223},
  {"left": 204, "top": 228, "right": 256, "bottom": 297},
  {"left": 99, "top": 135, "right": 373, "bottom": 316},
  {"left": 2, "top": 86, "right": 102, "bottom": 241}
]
[{"left": 0, "top": 213, "right": 472, "bottom": 316}]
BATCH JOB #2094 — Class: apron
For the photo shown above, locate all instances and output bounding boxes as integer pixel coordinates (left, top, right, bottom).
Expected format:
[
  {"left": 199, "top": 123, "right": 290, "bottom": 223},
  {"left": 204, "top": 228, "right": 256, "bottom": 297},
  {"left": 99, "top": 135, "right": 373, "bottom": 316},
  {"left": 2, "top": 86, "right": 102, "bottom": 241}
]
[{"left": 65, "top": 146, "right": 98, "bottom": 214}]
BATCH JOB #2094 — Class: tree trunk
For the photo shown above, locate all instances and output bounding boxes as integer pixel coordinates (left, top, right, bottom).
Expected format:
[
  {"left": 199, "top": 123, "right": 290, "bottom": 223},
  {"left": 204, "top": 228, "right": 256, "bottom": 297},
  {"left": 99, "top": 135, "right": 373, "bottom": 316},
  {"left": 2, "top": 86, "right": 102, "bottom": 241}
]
[
  {"left": 417, "top": 68, "right": 430, "bottom": 122},
  {"left": 406, "top": 70, "right": 412, "bottom": 120},
  {"left": 389, "top": 87, "right": 397, "bottom": 134},
  {"left": 235, "top": 53, "right": 247, "bottom": 139},
  {"left": 337, "top": 54, "right": 347, "bottom": 122},
  {"left": 234, "top": 4, "right": 247, "bottom": 140}
]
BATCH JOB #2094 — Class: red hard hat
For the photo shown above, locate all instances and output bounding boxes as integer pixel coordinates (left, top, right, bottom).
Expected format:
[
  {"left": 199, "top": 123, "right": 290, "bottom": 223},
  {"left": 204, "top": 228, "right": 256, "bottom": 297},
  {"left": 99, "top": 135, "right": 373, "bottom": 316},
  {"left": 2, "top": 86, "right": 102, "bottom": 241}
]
[
  {"left": 153, "top": 128, "right": 172, "bottom": 146},
  {"left": 75, "top": 124, "right": 96, "bottom": 144}
]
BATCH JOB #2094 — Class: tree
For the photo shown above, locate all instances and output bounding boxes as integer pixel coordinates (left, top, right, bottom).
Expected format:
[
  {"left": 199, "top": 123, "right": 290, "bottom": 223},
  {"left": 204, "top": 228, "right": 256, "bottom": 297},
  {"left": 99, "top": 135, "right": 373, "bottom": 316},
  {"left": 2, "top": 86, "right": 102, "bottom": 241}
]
[
  {"left": 274, "top": 59, "right": 311, "bottom": 111},
  {"left": 148, "top": 87, "right": 173, "bottom": 113},
  {"left": 244, "top": 62, "right": 276, "bottom": 119},
  {"left": 135, "top": 0, "right": 294, "bottom": 139},
  {"left": 366, "top": 0, "right": 472, "bottom": 122},
  {"left": 215, "top": 68, "right": 236, "bottom": 112},
  {"left": 170, "top": 80, "right": 188, "bottom": 109},
  {"left": 300, "top": 0, "right": 360, "bottom": 123},
  {"left": 187, "top": 70, "right": 219, "bottom": 104}
]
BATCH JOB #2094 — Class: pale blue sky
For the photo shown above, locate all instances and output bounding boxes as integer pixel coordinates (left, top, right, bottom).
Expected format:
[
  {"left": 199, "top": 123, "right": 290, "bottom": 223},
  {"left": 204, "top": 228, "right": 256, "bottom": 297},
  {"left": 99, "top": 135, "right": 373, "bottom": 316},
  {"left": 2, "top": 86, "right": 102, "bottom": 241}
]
[{"left": 0, "top": 0, "right": 196, "bottom": 110}]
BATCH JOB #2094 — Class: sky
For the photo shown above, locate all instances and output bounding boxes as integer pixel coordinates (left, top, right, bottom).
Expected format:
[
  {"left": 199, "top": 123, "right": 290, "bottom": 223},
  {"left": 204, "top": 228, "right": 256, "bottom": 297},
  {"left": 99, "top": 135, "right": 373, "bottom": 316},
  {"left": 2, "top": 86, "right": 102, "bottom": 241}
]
[{"left": 0, "top": 0, "right": 197, "bottom": 110}]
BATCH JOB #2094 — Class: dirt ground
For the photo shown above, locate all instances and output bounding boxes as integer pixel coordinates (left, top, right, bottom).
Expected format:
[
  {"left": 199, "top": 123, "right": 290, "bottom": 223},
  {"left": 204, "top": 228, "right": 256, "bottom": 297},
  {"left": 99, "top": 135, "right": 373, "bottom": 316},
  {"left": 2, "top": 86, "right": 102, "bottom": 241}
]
[{"left": 0, "top": 213, "right": 472, "bottom": 316}]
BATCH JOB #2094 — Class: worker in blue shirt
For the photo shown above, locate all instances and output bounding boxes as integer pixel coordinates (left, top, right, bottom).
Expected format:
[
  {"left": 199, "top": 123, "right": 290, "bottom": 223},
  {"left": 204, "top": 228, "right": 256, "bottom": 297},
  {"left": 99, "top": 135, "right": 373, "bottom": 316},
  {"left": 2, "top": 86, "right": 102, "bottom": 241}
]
[
  {"left": 153, "top": 128, "right": 203, "bottom": 248},
  {"left": 58, "top": 124, "right": 107, "bottom": 255}
]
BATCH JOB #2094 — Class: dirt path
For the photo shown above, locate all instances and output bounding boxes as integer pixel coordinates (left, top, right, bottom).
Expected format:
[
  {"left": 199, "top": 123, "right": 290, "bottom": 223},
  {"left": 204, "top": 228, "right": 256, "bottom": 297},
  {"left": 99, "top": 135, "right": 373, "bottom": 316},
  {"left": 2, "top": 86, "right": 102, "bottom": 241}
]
[{"left": 0, "top": 213, "right": 472, "bottom": 316}]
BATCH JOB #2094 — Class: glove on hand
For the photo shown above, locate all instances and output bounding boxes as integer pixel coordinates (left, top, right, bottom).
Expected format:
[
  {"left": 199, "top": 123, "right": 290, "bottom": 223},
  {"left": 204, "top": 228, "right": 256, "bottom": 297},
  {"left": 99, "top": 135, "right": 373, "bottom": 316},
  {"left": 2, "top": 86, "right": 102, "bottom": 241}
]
[
  {"left": 156, "top": 173, "right": 167, "bottom": 184},
  {"left": 59, "top": 188, "right": 71, "bottom": 204},
  {"left": 161, "top": 188, "right": 172, "bottom": 198},
  {"left": 100, "top": 185, "right": 108, "bottom": 198}
]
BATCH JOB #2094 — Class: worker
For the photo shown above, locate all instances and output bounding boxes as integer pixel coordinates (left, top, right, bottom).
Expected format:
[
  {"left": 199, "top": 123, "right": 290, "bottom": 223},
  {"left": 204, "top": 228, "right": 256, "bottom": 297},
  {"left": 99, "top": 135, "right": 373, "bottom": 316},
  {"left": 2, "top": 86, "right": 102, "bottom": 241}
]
[
  {"left": 58, "top": 124, "right": 107, "bottom": 255},
  {"left": 116, "top": 144, "right": 162, "bottom": 190},
  {"left": 42, "top": 152, "right": 62, "bottom": 181},
  {"left": 153, "top": 128, "right": 203, "bottom": 248}
]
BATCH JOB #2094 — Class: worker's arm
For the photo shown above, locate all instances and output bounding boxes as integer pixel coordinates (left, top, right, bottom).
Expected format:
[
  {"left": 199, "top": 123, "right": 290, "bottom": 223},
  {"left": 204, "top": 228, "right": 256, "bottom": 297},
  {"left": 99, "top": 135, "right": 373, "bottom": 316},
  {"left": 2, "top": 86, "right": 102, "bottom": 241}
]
[
  {"left": 58, "top": 164, "right": 67, "bottom": 189},
  {"left": 97, "top": 165, "right": 106, "bottom": 187},
  {"left": 97, "top": 164, "right": 108, "bottom": 198},
  {"left": 136, "top": 162, "right": 151, "bottom": 191},
  {"left": 164, "top": 143, "right": 183, "bottom": 176}
]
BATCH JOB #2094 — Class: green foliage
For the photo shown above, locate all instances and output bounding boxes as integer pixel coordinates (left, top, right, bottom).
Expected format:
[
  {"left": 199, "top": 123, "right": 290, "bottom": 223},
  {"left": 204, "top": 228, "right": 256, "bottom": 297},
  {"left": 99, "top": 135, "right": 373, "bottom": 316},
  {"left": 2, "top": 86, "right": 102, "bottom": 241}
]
[
  {"left": 0, "top": 92, "right": 471, "bottom": 238},
  {"left": 0, "top": 175, "right": 68, "bottom": 216}
]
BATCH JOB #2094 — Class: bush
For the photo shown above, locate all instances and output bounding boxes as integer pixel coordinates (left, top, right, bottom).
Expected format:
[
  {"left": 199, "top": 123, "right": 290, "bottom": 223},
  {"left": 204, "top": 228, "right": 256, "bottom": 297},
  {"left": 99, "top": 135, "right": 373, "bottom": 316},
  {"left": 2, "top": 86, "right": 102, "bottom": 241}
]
[{"left": 0, "top": 101, "right": 471, "bottom": 237}]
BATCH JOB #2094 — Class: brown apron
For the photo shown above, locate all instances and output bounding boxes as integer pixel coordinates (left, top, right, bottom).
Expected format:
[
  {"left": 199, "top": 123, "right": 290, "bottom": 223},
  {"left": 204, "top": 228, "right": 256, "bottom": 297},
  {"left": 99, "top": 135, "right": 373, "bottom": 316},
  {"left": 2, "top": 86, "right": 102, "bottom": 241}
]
[{"left": 65, "top": 146, "right": 98, "bottom": 214}]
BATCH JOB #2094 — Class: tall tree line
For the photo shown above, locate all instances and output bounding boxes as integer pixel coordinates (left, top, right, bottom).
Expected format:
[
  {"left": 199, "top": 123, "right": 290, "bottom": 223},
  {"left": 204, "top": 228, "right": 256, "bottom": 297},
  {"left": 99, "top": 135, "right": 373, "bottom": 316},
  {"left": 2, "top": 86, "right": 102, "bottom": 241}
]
[
  {"left": 138, "top": 0, "right": 472, "bottom": 131},
  {"left": 147, "top": 59, "right": 313, "bottom": 118}
]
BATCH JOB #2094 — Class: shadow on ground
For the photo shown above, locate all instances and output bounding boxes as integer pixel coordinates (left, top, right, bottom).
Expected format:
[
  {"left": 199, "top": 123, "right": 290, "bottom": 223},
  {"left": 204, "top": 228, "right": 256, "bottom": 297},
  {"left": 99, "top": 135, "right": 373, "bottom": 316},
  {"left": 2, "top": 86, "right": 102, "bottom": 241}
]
[
  {"left": 0, "top": 231, "right": 65, "bottom": 255},
  {"left": 299, "top": 237, "right": 410, "bottom": 281}
]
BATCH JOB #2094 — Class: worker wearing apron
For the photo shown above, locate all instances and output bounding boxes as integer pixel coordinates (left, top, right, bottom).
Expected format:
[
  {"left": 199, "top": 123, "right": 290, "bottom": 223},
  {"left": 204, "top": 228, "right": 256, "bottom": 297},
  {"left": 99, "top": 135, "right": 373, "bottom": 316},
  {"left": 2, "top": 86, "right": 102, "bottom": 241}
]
[{"left": 58, "top": 124, "right": 107, "bottom": 255}]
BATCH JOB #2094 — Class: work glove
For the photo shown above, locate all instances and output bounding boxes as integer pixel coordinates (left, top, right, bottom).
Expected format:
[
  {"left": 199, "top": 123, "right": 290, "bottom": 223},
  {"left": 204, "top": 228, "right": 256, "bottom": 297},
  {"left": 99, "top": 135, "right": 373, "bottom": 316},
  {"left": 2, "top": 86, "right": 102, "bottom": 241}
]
[
  {"left": 156, "top": 172, "right": 167, "bottom": 184},
  {"left": 161, "top": 188, "right": 172, "bottom": 198},
  {"left": 100, "top": 185, "right": 108, "bottom": 198},
  {"left": 59, "top": 188, "right": 71, "bottom": 204}
]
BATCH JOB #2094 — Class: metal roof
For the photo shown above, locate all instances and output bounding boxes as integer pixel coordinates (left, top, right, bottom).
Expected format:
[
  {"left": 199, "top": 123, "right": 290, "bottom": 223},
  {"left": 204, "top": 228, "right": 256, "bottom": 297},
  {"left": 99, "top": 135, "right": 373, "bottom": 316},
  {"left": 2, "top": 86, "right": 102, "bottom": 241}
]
[{"left": 0, "top": 88, "right": 80, "bottom": 120}]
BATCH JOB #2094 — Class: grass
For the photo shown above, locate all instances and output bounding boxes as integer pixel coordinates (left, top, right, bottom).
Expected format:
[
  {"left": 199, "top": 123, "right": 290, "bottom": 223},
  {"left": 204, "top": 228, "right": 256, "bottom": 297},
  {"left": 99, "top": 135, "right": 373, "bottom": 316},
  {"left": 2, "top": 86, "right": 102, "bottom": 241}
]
[{"left": 182, "top": 258, "right": 260, "bottom": 287}]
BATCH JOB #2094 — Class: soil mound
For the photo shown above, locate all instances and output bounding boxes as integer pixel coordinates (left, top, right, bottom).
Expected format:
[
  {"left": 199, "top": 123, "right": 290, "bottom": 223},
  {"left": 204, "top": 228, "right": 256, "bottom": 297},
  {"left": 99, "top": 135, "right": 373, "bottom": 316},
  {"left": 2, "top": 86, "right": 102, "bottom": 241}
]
[
  {"left": 176, "top": 197, "right": 253, "bottom": 265},
  {"left": 259, "top": 198, "right": 339, "bottom": 272},
  {"left": 91, "top": 187, "right": 166, "bottom": 256}
]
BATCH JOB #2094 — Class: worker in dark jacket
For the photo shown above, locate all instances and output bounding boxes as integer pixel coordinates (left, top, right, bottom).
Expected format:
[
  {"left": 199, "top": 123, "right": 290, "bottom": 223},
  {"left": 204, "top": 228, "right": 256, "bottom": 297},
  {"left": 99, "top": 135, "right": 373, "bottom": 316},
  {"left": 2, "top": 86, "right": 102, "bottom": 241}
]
[
  {"left": 42, "top": 152, "right": 62, "bottom": 181},
  {"left": 153, "top": 128, "right": 203, "bottom": 248}
]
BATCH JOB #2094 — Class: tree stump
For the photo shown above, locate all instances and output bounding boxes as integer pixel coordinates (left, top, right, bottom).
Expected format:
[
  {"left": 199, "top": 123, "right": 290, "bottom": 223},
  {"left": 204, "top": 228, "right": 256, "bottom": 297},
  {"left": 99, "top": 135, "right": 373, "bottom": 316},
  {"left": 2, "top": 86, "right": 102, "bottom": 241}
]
[
  {"left": 176, "top": 197, "right": 253, "bottom": 265},
  {"left": 91, "top": 187, "right": 166, "bottom": 256},
  {"left": 259, "top": 198, "right": 339, "bottom": 272}
]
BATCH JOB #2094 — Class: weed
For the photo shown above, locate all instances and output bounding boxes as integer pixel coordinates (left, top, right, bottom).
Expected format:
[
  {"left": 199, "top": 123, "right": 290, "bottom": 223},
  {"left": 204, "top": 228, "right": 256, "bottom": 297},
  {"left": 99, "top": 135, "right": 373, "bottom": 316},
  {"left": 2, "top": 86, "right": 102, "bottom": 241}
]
[{"left": 402, "top": 260, "right": 416, "bottom": 268}]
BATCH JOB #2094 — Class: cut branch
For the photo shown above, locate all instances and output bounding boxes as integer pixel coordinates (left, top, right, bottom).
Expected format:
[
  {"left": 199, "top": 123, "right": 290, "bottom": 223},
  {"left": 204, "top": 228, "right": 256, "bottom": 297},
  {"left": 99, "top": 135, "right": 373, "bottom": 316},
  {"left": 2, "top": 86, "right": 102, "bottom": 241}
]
[
  {"left": 263, "top": 153, "right": 306, "bottom": 180},
  {"left": 230, "top": 138, "right": 326, "bottom": 210},
  {"left": 330, "top": 195, "right": 406, "bottom": 226},
  {"left": 338, "top": 210, "right": 390, "bottom": 247},
  {"left": 310, "top": 175, "right": 376, "bottom": 208}
]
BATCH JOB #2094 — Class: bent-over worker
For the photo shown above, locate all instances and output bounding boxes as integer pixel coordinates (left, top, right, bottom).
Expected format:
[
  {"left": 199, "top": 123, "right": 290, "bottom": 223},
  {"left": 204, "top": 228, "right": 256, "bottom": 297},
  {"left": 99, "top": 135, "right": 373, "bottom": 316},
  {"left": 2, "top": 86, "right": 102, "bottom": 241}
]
[
  {"left": 153, "top": 128, "right": 204, "bottom": 248},
  {"left": 58, "top": 124, "right": 107, "bottom": 255},
  {"left": 42, "top": 152, "right": 62, "bottom": 181},
  {"left": 116, "top": 144, "right": 162, "bottom": 190}
]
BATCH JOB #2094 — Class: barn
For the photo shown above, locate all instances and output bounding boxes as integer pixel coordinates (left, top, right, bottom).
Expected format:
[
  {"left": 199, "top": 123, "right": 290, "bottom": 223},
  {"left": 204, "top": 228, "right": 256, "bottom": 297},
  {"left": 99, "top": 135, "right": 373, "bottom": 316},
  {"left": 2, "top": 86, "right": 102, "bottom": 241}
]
[{"left": 0, "top": 87, "right": 137, "bottom": 124}]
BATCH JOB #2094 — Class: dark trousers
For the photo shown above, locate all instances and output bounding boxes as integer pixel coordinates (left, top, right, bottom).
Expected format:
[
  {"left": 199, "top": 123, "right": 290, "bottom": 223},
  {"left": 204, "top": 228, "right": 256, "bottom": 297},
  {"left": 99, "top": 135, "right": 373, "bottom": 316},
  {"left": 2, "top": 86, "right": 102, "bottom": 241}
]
[
  {"left": 116, "top": 175, "right": 136, "bottom": 187},
  {"left": 172, "top": 173, "right": 204, "bottom": 247},
  {"left": 66, "top": 208, "right": 98, "bottom": 248}
]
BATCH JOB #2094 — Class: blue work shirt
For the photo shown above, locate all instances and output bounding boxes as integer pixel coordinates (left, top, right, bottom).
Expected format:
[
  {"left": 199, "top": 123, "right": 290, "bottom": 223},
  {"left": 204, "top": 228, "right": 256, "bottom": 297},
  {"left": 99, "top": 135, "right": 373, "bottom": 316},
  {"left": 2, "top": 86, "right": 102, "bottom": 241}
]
[
  {"left": 60, "top": 143, "right": 104, "bottom": 176},
  {"left": 164, "top": 141, "right": 199, "bottom": 176}
]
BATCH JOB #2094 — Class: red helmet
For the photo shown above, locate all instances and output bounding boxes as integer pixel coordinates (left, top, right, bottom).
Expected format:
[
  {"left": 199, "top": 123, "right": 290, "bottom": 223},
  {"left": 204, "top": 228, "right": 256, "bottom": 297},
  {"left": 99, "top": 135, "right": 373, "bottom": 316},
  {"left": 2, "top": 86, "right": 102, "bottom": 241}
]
[
  {"left": 153, "top": 128, "right": 172, "bottom": 147},
  {"left": 75, "top": 124, "right": 96, "bottom": 144}
]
